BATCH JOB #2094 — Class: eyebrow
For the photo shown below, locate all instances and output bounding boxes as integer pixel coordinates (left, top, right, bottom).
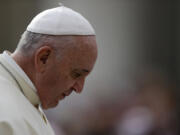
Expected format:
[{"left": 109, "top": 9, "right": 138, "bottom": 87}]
[{"left": 82, "top": 69, "right": 89, "bottom": 73}]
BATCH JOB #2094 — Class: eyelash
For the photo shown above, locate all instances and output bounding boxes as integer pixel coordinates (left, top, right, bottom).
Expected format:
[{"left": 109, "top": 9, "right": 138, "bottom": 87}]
[{"left": 74, "top": 72, "right": 81, "bottom": 78}]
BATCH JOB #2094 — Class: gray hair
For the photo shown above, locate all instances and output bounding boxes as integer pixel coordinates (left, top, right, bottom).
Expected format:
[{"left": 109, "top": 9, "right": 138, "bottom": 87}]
[
  {"left": 16, "top": 31, "right": 52, "bottom": 55},
  {"left": 15, "top": 31, "right": 73, "bottom": 62}
]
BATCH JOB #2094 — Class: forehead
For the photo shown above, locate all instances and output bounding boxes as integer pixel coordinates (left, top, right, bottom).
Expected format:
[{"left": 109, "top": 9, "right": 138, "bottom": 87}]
[{"left": 56, "top": 36, "right": 97, "bottom": 71}]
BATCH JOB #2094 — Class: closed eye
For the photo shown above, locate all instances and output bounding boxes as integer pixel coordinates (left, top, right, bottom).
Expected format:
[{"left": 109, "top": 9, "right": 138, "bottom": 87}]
[
  {"left": 72, "top": 72, "right": 81, "bottom": 79},
  {"left": 71, "top": 69, "right": 90, "bottom": 79}
]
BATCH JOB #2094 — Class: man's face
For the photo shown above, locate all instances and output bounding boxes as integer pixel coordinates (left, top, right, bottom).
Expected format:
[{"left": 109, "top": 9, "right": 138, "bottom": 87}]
[{"left": 35, "top": 36, "right": 97, "bottom": 109}]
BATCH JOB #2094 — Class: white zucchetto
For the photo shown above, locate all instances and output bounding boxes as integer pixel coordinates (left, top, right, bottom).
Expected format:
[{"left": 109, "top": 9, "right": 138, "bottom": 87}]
[{"left": 27, "top": 6, "right": 95, "bottom": 35}]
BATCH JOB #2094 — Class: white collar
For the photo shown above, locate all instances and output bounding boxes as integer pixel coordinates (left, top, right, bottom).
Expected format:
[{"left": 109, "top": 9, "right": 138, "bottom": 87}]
[{"left": 1, "top": 51, "right": 37, "bottom": 92}]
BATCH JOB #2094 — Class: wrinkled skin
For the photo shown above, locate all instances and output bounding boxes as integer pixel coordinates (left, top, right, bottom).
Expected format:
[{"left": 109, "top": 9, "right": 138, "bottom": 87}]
[{"left": 12, "top": 35, "right": 97, "bottom": 109}]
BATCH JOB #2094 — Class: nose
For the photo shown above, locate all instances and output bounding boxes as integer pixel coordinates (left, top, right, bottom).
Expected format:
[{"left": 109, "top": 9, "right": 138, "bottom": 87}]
[{"left": 73, "top": 78, "right": 85, "bottom": 93}]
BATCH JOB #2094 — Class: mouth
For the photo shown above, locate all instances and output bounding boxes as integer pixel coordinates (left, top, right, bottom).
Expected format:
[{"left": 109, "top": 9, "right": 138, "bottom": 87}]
[
  {"left": 60, "top": 89, "right": 73, "bottom": 99},
  {"left": 62, "top": 93, "right": 66, "bottom": 98},
  {"left": 50, "top": 90, "right": 73, "bottom": 108}
]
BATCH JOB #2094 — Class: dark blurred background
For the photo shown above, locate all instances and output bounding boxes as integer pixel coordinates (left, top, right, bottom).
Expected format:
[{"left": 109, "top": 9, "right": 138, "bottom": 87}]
[{"left": 0, "top": 0, "right": 180, "bottom": 135}]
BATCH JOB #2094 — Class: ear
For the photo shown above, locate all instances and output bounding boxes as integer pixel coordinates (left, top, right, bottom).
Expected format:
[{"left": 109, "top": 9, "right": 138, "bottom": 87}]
[{"left": 34, "top": 46, "right": 53, "bottom": 73}]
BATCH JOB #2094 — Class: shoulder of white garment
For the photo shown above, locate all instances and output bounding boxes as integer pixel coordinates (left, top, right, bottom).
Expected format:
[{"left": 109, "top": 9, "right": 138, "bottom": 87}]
[
  {"left": 0, "top": 81, "right": 38, "bottom": 135},
  {"left": 0, "top": 91, "right": 28, "bottom": 135},
  {"left": 27, "top": 6, "right": 96, "bottom": 35},
  {"left": 0, "top": 119, "right": 38, "bottom": 135}
]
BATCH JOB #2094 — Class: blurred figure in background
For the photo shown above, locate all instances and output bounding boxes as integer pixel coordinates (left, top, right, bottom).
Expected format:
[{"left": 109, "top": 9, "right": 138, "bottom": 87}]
[
  {"left": 52, "top": 69, "right": 178, "bottom": 135},
  {"left": 115, "top": 69, "right": 178, "bottom": 135}
]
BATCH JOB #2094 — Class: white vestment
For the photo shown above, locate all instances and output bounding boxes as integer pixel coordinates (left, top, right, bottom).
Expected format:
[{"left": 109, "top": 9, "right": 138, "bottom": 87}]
[{"left": 0, "top": 51, "right": 55, "bottom": 135}]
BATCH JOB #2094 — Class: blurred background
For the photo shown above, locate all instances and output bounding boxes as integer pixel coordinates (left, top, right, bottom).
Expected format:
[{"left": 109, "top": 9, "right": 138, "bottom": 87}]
[{"left": 0, "top": 0, "right": 180, "bottom": 135}]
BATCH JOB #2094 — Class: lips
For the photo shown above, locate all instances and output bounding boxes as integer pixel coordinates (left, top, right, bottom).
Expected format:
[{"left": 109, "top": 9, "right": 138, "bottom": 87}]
[
  {"left": 52, "top": 90, "right": 73, "bottom": 107},
  {"left": 62, "top": 93, "right": 66, "bottom": 98},
  {"left": 60, "top": 89, "right": 73, "bottom": 99},
  {"left": 64, "top": 89, "right": 73, "bottom": 96}
]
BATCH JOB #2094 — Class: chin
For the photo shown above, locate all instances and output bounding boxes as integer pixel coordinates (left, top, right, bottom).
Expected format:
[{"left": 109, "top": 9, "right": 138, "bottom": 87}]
[
  {"left": 49, "top": 102, "right": 60, "bottom": 109},
  {"left": 41, "top": 103, "right": 49, "bottom": 110},
  {"left": 41, "top": 105, "right": 48, "bottom": 110},
  {"left": 41, "top": 102, "right": 55, "bottom": 110}
]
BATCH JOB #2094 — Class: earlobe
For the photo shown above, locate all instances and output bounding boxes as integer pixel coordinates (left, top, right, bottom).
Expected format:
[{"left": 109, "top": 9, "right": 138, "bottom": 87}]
[{"left": 34, "top": 46, "right": 52, "bottom": 73}]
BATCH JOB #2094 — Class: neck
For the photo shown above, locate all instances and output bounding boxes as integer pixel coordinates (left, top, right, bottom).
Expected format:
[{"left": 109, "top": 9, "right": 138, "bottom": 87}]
[{"left": 11, "top": 51, "right": 35, "bottom": 87}]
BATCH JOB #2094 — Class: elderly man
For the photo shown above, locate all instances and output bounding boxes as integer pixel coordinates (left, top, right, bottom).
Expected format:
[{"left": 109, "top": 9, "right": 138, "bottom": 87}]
[{"left": 0, "top": 5, "right": 97, "bottom": 135}]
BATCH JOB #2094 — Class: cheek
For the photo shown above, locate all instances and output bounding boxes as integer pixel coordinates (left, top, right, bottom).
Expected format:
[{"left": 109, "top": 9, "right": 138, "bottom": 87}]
[
  {"left": 37, "top": 66, "right": 74, "bottom": 98},
  {"left": 55, "top": 74, "right": 74, "bottom": 90},
  {"left": 37, "top": 70, "right": 60, "bottom": 94},
  {"left": 46, "top": 71, "right": 73, "bottom": 93}
]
